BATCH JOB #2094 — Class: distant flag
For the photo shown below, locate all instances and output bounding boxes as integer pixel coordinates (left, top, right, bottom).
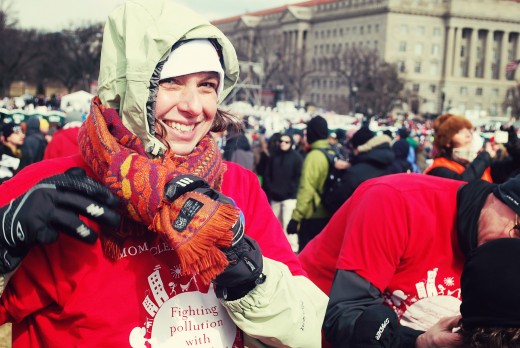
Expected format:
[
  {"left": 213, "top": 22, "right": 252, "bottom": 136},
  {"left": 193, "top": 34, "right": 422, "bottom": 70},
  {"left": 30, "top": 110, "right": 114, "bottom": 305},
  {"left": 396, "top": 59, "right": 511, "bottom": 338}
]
[{"left": 506, "top": 59, "right": 520, "bottom": 73}]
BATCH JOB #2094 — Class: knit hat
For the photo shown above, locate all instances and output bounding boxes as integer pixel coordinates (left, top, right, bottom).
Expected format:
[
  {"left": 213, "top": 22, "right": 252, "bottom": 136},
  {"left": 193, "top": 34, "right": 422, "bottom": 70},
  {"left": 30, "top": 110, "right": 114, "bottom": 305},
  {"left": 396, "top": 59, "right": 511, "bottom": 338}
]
[
  {"left": 2, "top": 123, "right": 22, "bottom": 139},
  {"left": 493, "top": 174, "right": 520, "bottom": 216},
  {"left": 397, "top": 127, "right": 410, "bottom": 139},
  {"left": 460, "top": 238, "right": 520, "bottom": 329},
  {"left": 160, "top": 39, "right": 225, "bottom": 97},
  {"left": 350, "top": 126, "right": 374, "bottom": 149},
  {"left": 306, "top": 115, "right": 328, "bottom": 144},
  {"left": 392, "top": 139, "right": 410, "bottom": 160},
  {"left": 433, "top": 114, "right": 473, "bottom": 150}
]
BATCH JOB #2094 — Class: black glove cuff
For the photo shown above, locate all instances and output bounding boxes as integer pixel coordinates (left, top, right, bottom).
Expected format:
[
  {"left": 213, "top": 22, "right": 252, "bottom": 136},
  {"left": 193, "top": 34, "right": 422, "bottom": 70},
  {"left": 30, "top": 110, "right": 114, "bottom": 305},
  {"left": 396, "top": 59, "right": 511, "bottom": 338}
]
[{"left": 215, "top": 273, "right": 266, "bottom": 301}]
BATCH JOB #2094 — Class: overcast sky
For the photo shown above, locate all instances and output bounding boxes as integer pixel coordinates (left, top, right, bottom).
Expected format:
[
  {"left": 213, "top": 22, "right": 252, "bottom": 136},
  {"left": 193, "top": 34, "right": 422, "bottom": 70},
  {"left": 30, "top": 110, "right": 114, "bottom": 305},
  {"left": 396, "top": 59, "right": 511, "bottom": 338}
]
[{"left": 13, "top": 0, "right": 303, "bottom": 31}]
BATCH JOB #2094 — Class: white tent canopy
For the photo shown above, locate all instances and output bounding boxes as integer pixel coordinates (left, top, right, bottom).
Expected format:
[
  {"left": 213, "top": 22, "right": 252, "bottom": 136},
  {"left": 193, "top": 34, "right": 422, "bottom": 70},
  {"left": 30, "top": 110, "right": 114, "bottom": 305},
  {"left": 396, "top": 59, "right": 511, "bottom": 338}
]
[{"left": 60, "top": 90, "right": 94, "bottom": 114}]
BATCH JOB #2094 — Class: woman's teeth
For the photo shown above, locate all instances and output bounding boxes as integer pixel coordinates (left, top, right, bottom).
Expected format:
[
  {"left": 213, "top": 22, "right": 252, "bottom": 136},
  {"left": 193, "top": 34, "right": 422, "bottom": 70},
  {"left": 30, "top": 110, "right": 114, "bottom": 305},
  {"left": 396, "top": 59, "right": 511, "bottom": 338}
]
[{"left": 167, "top": 121, "right": 195, "bottom": 132}]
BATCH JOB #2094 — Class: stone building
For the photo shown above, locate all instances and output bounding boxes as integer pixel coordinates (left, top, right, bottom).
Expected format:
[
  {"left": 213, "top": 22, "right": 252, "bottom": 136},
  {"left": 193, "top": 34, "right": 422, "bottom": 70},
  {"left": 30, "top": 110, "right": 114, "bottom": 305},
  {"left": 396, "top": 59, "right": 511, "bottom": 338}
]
[{"left": 213, "top": 0, "right": 520, "bottom": 118}]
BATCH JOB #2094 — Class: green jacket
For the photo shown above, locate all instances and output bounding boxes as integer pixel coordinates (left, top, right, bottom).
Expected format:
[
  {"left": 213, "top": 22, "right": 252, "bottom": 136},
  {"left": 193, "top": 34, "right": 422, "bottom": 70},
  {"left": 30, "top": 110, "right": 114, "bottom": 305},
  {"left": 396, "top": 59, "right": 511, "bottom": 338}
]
[
  {"left": 292, "top": 139, "right": 332, "bottom": 221},
  {"left": 98, "top": 0, "right": 239, "bottom": 156}
]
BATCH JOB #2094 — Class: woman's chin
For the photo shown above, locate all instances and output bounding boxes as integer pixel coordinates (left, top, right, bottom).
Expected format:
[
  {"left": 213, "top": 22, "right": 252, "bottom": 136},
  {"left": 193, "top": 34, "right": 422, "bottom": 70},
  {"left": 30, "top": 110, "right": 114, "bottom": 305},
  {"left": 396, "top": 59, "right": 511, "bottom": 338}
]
[{"left": 168, "top": 142, "right": 196, "bottom": 156}]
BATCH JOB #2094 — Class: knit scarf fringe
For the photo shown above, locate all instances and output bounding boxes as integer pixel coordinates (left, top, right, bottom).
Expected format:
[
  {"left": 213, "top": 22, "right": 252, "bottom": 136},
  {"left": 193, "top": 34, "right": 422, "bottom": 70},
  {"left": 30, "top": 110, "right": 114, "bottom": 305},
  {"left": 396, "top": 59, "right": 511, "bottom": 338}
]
[{"left": 78, "top": 97, "right": 237, "bottom": 284}]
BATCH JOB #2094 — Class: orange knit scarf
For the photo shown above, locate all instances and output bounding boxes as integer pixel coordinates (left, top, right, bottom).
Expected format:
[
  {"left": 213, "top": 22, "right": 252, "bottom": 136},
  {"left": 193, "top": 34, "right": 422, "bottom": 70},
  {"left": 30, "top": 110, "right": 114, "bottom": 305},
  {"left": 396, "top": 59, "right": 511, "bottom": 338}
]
[{"left": 78, "top": 97, "right": 239, "bottom": 284}]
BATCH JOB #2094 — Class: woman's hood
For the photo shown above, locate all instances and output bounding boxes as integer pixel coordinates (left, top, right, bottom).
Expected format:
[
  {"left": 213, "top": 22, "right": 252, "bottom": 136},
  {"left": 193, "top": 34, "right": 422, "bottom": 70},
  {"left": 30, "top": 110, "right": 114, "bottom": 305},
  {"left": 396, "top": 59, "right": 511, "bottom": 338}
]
[{"left": 97, "top": 0, "right": 239, "bottom": 156}]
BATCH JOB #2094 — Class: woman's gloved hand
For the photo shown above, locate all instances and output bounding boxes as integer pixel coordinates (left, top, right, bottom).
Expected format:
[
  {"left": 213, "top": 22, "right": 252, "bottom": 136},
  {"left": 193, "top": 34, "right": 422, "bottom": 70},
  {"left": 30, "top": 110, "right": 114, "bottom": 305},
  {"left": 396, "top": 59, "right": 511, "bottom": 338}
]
[
  {"left": 165, "top": 175, "right": 264, "bottom": 300},
  {"left": 0, "top": 167, "right": 120, "bottom": 273}
]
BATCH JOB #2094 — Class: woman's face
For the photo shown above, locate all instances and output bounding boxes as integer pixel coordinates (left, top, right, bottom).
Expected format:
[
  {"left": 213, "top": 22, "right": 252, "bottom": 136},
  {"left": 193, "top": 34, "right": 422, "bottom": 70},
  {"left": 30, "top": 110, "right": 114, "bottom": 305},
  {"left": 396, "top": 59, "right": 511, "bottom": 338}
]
[
  {"left": 6, "top": 129, "right": 24, "bottom": 146},
  {"left": 279, "top": 136, "right": 292, "bottom": 151},
  {"left": 451, "top": 128, "right": 473, "bottom": 149},
  {"left": 155, "top": 71, "right": 220, "bottom": 155}
]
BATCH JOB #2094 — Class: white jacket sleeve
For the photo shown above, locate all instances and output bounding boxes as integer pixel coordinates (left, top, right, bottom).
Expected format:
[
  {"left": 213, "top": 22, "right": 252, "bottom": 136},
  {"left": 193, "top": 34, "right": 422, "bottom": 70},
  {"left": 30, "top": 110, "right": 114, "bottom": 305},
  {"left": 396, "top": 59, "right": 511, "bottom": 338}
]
[{"left": 221, "top": 257, "right": 328, "bottom": 348}]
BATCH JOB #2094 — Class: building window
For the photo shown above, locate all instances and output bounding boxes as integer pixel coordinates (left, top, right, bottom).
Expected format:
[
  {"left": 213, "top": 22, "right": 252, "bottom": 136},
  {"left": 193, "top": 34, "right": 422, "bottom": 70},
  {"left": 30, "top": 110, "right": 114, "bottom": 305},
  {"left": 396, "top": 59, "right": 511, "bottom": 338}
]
[
  {"left": 360, "top": 26, "right": 364, "bottom": 35},
  {"left": 399, "top": 41, "right": 407, "bottom": 52},
  {"left": 367, "top": 25, "right": 372, "bottom": 34},
  {"left": 430, "top": 84, "right": 437, "bottom": 93},
  {"left": 431, "top": 44, "right": 440, "bottom": 56},
  {"left": 397, "top": 60, "right": 406, "bottom": 73},
  {"left": 400, "top": 24, "right": 408, "bottom": 34},
  {"left": 476, "top": 87, "right": 483, "bottom": 96},
  {"left": 430, "top": 62, "right": 439, "bottom": 75},
  {"left": 460, "top": 87, "right": 468, "bottom": 96},
  {"left": 490, "top": 103, "right": 498, "bottom": 116},
  {"left": 414, "top": 62, "right": 422, "bottom": 73},
  {"left": 412, "top": 84, "right": 420, "bottom": 92},
  {"left": 375, "top": 24, "right": 380, "bottom": 33},
  {"left": 417, "top": 26, "right": 425, "bottom": 35},
  {"left": 433, "top": 27, "right": 441, "bottom": 36},
  {"left": 415, "top": 43, "right": 424, "bottom": 55},
  {"left": 492, "top": 88, "right": 499, "bottom": 97}
]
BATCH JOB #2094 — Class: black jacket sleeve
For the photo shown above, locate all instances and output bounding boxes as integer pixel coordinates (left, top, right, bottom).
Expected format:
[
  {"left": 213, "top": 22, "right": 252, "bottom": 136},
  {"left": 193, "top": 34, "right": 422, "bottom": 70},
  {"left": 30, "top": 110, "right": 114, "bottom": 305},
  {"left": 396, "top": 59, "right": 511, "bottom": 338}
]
[
  {"left": 324, "top": 270, "right": 423, "bottom": 348},
  {"left": 427, "top": 152, "right": 491, "bottom": 182}
]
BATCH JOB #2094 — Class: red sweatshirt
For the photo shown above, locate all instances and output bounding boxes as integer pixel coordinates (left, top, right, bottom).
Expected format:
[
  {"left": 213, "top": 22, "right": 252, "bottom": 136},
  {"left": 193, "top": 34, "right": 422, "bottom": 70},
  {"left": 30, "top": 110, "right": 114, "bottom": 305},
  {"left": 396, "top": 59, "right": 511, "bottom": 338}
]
[{"left": 0, "top": 155, "right": 302, "bottom": 347}]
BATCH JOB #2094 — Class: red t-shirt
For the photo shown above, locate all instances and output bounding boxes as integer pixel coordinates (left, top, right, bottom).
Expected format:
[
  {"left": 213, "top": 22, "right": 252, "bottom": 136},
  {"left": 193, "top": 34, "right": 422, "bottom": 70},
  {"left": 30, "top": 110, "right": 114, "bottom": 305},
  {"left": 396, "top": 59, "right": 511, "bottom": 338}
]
[
  {"left": 299, "top": 174, "right": 465, "bottom": 331},
  {"left": 0, "top": 155, "right": 302, "bottom": 347}
]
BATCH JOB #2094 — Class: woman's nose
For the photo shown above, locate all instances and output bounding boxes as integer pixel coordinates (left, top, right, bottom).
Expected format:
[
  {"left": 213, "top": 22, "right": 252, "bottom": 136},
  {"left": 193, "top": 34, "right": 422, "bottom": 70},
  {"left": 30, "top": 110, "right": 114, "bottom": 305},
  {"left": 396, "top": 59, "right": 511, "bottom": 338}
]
[{"left": 176, "top": 87, "right": 202, "bottom": 116}]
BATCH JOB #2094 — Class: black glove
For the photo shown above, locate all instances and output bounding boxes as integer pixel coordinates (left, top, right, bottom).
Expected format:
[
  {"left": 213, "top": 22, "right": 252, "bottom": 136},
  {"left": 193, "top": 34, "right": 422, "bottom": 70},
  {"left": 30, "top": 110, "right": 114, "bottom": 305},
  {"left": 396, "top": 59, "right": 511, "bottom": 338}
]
[
  {"left": 165, "top": 175, "right": 264, "bottom": 300},
  {"left": 0, "top": 167, "right": 120, "bottom": 273},
  {"left": 504, "top": 125, "right": 520, "bottom": 158},
  {"left": 287, "top": 219, "right": 299, "bottom": 235}
]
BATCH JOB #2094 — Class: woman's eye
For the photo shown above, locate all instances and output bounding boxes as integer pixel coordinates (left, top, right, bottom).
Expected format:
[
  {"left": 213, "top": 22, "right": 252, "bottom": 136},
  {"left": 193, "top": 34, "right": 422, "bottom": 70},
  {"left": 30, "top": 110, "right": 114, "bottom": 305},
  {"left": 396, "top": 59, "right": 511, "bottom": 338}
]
[
  {"left": 201, "top": 81, "right": 218, "bottom": 91},
  {"left": 159, "top": 78, "right": 179, "bottom": 88}
]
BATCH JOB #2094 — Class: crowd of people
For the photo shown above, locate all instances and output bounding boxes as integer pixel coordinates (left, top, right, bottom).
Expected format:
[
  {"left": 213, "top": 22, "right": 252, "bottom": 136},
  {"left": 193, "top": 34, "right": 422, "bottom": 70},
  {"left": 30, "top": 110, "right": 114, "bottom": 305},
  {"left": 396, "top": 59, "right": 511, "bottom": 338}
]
[{"left": 0, "top": 0, "right": 520, "bottom": 347}]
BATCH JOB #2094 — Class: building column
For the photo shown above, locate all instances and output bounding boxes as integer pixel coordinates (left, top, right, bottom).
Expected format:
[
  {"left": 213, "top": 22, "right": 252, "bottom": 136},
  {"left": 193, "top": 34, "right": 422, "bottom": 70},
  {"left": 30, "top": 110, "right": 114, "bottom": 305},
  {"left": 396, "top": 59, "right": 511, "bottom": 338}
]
[
  {"left": 453, "top": 27, "right": 462, "bottom": 77},
  {"left": 515, "top": 32, "right": 520, "bottom": 80},
  {"left": 468, "top": 28, "right": 478, "bottom": 78},
  {"left": 500, "top": 31, "right": 509, "bottom": 80},
  {"left": 484, "top": 29, "right": 494, "bottom": 79},
  {"left": 296, "top": 29, "right": 304, "bottom": 52},
  {"left": 247, "top": 29, "right": 254, "bottom": 61},
  {"left": 444, "top": 26, "right": 455, "bottom": 77}
]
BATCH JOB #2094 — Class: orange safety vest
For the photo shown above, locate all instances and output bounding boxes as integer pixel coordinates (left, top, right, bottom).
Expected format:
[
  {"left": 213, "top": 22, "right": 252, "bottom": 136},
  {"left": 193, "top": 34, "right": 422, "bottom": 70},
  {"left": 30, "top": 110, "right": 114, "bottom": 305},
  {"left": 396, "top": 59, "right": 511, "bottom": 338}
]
[{"left": 424, "top": 157, "right": 493, "bottom": 182}]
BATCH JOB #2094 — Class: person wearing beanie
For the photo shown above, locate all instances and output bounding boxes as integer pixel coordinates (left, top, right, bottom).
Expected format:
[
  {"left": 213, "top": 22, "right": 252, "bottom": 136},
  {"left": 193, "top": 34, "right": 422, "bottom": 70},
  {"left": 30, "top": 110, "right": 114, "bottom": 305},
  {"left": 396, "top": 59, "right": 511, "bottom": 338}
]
[
  {"left": 458, "top": 238, "right": 520, "bottom": 347},
  {"left": 321, "top": 132, "right": 395, "bottom": 213},
  {"left": 287, "top": 115, "right": 337, "bottom": 251},
  {"left": 0, "top": 123, "right": 25, "bottom": 183},
  {"left": 0, "top": 1, "right": 327, "bottom": 347},
  {"left": 425, "top": 113, "right": 520, "bottom": 183},
  {"left": 299, "top": 170, "right": 520, "bottom": 347},
  {"left": 390, "top": 139, "right": 412, "bottom": 173}
]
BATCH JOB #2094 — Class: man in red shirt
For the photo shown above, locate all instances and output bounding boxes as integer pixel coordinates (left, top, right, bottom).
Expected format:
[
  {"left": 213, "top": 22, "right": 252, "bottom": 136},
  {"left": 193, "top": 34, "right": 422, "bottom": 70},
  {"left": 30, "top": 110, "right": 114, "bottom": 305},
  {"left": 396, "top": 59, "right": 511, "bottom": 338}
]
[{"left": 299, "top": 173, "right": 520, "bottom": 347}]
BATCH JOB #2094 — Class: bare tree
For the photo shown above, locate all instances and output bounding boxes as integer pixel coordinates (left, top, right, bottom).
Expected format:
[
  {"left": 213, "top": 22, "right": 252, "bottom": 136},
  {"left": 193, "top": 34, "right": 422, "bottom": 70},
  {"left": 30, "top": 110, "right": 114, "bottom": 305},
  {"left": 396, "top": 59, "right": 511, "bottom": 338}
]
[
  {"left": 277, "top": 47, "right": 316, "bottom": 108},
  {"left": 328, "top": 46, "right": 404, "bottom": 116},
  {"left": 0, "top": 0, "right": 17, "bottom": 29},
  {"left": 38, "top": 24, "right": 103, "bottom": 93},
  {"left": 0, "top": 0, "right": 46, "bottom": 97},
  {"left": 0, "top": 28, "right": 44, "bottom": 97}
]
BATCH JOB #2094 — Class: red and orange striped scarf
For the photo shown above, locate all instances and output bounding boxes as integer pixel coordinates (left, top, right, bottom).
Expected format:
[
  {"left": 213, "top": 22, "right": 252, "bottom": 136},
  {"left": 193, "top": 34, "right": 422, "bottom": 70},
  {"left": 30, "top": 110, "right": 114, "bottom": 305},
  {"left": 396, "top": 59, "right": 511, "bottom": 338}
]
[{"left": 78, "top": 97, "right": 238, "bottom": 284}]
